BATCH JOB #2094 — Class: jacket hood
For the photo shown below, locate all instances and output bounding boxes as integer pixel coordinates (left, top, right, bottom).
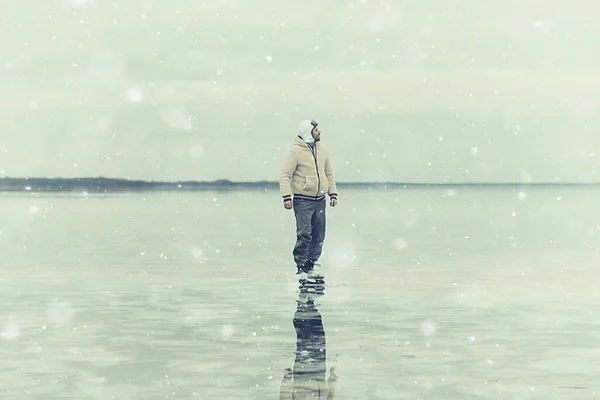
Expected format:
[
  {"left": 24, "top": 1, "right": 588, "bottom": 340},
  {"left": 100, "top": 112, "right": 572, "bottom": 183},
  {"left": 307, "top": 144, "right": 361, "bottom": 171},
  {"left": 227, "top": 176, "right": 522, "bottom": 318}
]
[
  {"left": 293, "top": 135, "right": 311, "bottom": 148},
  {"left": 297, "top": 120, "right": 315, "bottom": 144}
]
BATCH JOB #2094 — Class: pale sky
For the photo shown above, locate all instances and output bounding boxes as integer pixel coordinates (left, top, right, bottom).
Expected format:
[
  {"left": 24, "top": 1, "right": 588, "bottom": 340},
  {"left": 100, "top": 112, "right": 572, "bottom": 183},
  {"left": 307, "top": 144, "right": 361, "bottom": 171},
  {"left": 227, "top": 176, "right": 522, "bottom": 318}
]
[{"left": 1, "top": 0, "right": 599, "bottom": 183}]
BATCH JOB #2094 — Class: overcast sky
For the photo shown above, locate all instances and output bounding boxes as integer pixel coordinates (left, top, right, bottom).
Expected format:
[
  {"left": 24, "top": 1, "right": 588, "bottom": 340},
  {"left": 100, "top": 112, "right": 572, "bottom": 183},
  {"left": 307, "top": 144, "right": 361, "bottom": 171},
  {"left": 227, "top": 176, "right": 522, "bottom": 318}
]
[{"left": 1, "top": 0, "right": 599, "bottom": 183}]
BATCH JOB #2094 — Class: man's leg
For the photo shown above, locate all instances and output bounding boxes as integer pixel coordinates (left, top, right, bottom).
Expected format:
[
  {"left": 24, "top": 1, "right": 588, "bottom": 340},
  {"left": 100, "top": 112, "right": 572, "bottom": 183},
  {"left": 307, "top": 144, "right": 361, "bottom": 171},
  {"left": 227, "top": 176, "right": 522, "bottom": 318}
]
[
  {"left": 293, "top": 199, "right": 316, "bottom": 271},
  {"left": 307, "top": 198, "right": 326, "bottom": 264}
]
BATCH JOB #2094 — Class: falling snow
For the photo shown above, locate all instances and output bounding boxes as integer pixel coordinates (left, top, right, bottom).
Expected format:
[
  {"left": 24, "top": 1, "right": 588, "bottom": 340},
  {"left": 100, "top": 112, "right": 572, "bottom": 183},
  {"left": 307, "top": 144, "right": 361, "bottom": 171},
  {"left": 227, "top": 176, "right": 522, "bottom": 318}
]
[
  {"left": 46, "top": 301, "right": 75, "bottom": 326},
  {"left": 392, "top": 238, "right": 407, "bottom": 251},
  {"left": 126, "top": 88, "right": 144, "bottom": 103},
  {"left": 1, "top": 324, "right": 20, "bottom": 340},
  {"left": 422, "top": 320, "right": 436, "bottom": 337}
]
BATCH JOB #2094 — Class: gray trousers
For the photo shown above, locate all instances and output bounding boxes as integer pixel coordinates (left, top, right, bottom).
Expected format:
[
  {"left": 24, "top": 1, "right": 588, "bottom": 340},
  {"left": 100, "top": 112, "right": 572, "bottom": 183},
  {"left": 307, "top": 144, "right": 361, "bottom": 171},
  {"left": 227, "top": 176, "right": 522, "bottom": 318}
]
[{"left": 293, "top": 198, "right": 326, "bottom": 267}]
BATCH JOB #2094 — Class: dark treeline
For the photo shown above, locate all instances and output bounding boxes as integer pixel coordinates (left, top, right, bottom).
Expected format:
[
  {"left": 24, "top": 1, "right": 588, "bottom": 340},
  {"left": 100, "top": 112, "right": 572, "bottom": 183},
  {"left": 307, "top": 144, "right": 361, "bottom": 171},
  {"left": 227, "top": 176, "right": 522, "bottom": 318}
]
[{"left": 0, "top": 177, "right": 597, "bottom": 193}]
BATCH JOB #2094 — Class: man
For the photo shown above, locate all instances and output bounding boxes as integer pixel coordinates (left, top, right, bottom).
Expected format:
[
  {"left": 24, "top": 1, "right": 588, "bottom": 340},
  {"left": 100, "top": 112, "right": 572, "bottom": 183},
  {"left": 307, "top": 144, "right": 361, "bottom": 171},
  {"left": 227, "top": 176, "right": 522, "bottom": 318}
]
[{"left": 279, "top": 119, "right": 338, "bottom": 276}]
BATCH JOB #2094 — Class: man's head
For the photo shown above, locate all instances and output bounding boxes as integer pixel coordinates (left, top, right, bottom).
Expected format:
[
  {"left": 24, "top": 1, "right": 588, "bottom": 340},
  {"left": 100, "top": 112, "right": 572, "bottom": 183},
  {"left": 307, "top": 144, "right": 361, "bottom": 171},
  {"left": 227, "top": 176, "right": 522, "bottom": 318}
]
[{"left": 298, "top": 119, "right": 321, "bottom": 143}]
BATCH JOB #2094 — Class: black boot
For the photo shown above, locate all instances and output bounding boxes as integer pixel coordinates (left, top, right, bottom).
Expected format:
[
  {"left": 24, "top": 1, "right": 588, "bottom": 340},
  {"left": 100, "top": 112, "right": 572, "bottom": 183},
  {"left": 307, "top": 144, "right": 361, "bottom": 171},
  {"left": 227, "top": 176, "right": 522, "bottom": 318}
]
[
  {"left": 298, "top": 260, "right": 325, "bottom": 292},
  {"left": 296, "top": 261, "right": 309, "bottom": 275},
  {"left": 304, "top": 260, "right": 324, "bottom": 281}
]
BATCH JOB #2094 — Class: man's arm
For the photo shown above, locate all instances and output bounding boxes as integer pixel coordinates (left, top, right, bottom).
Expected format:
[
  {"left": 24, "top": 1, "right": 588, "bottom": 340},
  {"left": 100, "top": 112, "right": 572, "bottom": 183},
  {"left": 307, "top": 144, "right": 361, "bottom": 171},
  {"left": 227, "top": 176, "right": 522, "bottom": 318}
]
[
  {"left": 324, "top": 154, "right": 338, "bottom": 201},
  {"left": 279, "top": 149, "right": 297, "bottom": 202}
]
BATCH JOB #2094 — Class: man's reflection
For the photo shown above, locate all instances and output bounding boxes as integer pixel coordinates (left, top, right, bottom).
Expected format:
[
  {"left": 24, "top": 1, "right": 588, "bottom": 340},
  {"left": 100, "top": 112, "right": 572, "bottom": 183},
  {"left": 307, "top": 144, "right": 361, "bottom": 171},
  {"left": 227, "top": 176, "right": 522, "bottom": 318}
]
[{"left": 279, "top": 280, "right": 337, "bottom": 399}]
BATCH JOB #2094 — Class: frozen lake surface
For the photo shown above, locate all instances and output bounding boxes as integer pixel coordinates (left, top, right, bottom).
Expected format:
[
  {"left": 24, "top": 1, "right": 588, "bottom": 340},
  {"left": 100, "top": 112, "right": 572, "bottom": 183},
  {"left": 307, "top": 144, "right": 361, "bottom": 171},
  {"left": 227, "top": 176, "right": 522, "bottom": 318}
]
[{"left": 1, "top": 187, "right": 599, "bottom": 399}]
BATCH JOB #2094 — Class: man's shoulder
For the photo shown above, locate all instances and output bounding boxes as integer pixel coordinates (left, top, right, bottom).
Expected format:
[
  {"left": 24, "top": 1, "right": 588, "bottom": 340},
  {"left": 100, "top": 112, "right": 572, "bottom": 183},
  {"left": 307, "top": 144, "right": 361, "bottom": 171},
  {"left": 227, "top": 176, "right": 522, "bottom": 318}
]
[
  {"left": 317, "top": 143, "right": 331, "bottom": 154},
  {"left": 283, "top": 145, "right": 301, "bottom": 158}
]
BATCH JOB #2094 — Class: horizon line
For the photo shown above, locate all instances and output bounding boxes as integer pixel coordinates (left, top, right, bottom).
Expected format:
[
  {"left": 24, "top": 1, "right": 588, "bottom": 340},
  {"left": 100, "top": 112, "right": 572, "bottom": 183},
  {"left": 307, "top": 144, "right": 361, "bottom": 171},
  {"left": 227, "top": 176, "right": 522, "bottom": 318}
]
[{"left": 1, "top": 176, "right": 600, "bottom": 187}]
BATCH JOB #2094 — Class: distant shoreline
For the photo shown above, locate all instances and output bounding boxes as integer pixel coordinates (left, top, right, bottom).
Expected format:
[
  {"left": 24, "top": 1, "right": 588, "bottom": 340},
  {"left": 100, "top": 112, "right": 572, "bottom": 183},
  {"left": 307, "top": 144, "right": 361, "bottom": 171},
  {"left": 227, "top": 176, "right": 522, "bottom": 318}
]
[{"left": 0, "top": 177, "right": 598, "bottom": 193}]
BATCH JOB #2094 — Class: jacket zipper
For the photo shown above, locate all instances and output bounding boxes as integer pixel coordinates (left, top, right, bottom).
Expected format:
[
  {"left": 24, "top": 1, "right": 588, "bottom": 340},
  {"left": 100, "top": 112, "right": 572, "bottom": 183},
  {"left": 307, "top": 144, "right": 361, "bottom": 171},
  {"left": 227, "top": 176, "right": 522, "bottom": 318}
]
[{"left": 311, "top": 145, "right": 321, "bottom": 199}]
